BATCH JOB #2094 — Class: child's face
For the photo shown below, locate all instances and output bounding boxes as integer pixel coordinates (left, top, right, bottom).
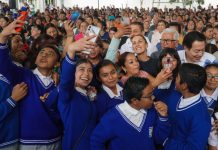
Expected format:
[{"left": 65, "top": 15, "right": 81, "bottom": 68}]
[
  {"left": 205, "top": 66, "right": 218, "bottom": 90},
  {"left": 137, "top": 85, "right": 154, "bottom": 109},
  {"left": 175, "top": 74, "right": 182, "bottom": 92},
  {"left": 99, "top": 64, "right": 118, "bottom": 89},
  {"left": 75, "top": 63, "right": 93, "bottom": 89},
  {"left": 35, "top": 47, "right": 58, "bottom": 70}
]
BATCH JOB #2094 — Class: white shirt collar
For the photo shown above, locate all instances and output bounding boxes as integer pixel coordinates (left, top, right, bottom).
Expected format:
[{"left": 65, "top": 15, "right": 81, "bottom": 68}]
[
  {"left": 102, "top": 84, "right": 123, "bottom": 98},
  {"left": 118, "top": 101, "right": 146, "bottom": 128},
  {"left": 201, "top": 88, "right": 218, "bottom": 101},
  {"left": 178, "top": 93, "right": 201, "bottom": 109},
  {"left": 75, "top": 87, "right": 87, "bottom": 96},
  {"left": 33, "top": 68, "right": 53, "bottom": 86}
]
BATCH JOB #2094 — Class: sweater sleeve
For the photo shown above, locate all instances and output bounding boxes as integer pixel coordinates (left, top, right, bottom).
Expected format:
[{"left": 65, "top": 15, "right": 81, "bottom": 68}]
[
  {"left": 153, "top": 113, "right": 171, "bottom": 145},
  {"left": 0, "top": 43, "right": 24, "bottom": 83},
  {"left": 104, "top": 37, "right": 121, "bottom": 63},
  {"left": 59, "top": 54, "right": 76, "bottom": 104},
  {"left": 91, "top": 115, "right": 114, "bottom": 150},
  {"left": 0, "top": 97, "right": 17, "bottom": 122},
  {"left": 164, "top": 115, "right": 211, "bottom": 150}
]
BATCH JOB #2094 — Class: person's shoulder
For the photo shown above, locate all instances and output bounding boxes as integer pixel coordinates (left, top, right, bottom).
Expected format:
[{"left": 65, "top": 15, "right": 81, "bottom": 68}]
[{"left": 203, "top": 52, "right": 216, "bottom": 61}]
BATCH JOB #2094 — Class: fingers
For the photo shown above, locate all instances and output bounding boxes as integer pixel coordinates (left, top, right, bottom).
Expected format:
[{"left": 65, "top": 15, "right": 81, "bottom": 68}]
[{"left": 154, "top": 101, "right": 168, "bottom": 116}]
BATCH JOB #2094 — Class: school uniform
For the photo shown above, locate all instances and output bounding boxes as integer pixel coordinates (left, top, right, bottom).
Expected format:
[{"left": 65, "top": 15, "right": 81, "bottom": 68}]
[
  {"left": 0, "top": 44, "right": 62, "bottom": 149},
  {"left": 0, "top": 74, "right": 19, "bottom": 150},
  {"left": 164, "top": 94, "right": 211, "bottom": 150},
  {"left": 96, "top": 84, "right": 124, "bottom": 119},
  {"left": 200, "top": 88, "right": 218, "bottom": 116},
  {"left": 91, "top": 101, "right": 170, "bottom": 150},
  {"left": 58, "top": 55, "right": 97, "bottom": 150}
]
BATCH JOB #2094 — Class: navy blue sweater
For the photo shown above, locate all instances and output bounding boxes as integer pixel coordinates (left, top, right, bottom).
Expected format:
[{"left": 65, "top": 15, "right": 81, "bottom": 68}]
[
  {"left": 164, "top": 94, "right": 211, "bottom": 150},
  {"left": 91, "top": 106, "right": 170, "bottom": 150},
  {"left": 58, "top": 55, "right": 97, "bottom": 150},
  {"left": 0, "top": 75, "right": 19, "bottom": 148},
  {"left": 0, "top": 44, "right": 62, "bottom": 145}
]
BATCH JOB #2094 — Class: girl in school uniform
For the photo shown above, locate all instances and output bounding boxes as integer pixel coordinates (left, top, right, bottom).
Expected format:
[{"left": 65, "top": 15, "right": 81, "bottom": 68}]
[
  {"left": 95, "top": 60, "right": 124, "bottom": 119},
  {"left": 201, "top": 63, "right": 218, "bottom": 115},
  {"left": 58, "top": 36, "right": 98, "bottom": 150}
]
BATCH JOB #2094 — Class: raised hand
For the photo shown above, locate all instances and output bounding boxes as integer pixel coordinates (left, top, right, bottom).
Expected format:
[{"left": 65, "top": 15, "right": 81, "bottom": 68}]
[
  {"left": 114, "top": 25, "right": 131, "bottom": 39},
  {"left": 64, "top": 20, "right": 74, "bottom": 37},
  {"left": 0, "top": 20, "right": 24, "bottom": 43},
  {"left": 67, "top": 35, "right": 96, "bottom": 59},
  {"left": 11, "top": 82, "right": 28, "bottom": 102},
  {"left": 154, "top": 101, "right": 168, "bottom": 117}
]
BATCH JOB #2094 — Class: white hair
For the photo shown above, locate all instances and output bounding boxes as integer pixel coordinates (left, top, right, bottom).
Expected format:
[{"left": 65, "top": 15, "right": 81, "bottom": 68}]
[{"left": 161, "top": 28, "right": 179, "bottom": 41}]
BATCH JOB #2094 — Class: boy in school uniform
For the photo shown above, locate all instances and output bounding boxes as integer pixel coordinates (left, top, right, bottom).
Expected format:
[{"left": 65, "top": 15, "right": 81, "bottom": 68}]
[
  {"left": 0, "top": 20, "right": 62, "bottom": 150},
  {"left": 91, "top": 76, "right": 170, "bottom": 150},
  {"left": 164, "top": 63, "right": 211, "bottom": 150},
  {"left": 0, "top": 74, "right": 27, "bottom": 150}
]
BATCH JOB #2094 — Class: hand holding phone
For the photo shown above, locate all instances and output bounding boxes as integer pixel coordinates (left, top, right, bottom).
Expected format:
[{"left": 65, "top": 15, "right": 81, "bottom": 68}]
[
  {"left": 15, "top": 10, "right": 28, "bottom": 32},
  {"left": 82, "top": 25, "right": 100, "bottom": 54}
]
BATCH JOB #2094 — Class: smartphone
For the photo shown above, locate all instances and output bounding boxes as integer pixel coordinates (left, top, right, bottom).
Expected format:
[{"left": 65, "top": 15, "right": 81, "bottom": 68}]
[
  {"left": 122, "top": 17, "right": 130, "bottom": 25},
  {"left": 15, "top": 11, "right": 28, "bottom": 32},
  {"left": 82, "top": 25, "right": 100, "bottom": 54},
  {"left": 162, "top": 57, "right": 173, "bottom": 69},
  {"left": 71, "top": 12, "right": 80, "bottom": 22}
]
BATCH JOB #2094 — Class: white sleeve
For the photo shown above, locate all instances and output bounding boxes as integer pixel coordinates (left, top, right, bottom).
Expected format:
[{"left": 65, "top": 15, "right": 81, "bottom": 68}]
[{"left": 208, "top": 117, "right": 218, "bottom": 148}]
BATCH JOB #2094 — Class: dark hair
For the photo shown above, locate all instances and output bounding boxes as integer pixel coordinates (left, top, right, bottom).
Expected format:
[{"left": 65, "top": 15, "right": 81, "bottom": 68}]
[
  {"left": 205, "top": 44, "right": 218, "bottom": 54},
  {"left": 205, "top": 63, "right": 218, "bottom": 70},
  {"left": 96, "top": 59, "right": 116, "bottom": 80},
  {"left": 75, "top": 58, "right": 93, "bottom": 68},
  {"left": 202, "top": 24, "right": 213, "bottom": 33},
  {"left": 182, "top": 31, "right": 206, "bottom": 49},
  {"left": 31, "top": 24, "right": 44, "bottom": 33},
  {"left": 178, "top": 63, "right": 207, "bottom": 94},
  {"left": 45, "top": 23, "right": 58, "bottom": 33},
  {"left": 214, "top": 25, "right": 218, "bottom": 30},
  {"left": 117, "top": 52, "right": 135, "bottom": 74},
  {"left": 169, "top": 22, "right": 182, "bottom": 34},
  {"left": 158, "top": 48, "right": 181, "bottom": 78},
  {"left": 124, "top": 77, "right": 149, "bottom": 104},
  {"left": 130, "top": 22, "right": 144, "bottom": 32},
  {"left": 0, "top": 16, "right": 9, "bottom": 22},
  {"left": 130, "top": 34, "right": 147, "bottom": 45},
  {"left": 109, "top": 27, "right": 117, "bottom": 32},
  {"left": 37, "top": 44, "right": 61, "bottom": 62},
  {"left": 156, "top": 19, "right": 168, "bottom": 29}
]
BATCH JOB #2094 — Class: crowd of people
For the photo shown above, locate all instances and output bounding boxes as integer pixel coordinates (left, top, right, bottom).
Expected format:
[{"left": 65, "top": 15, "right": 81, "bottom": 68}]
[{"left": 0, "top": 1, "right": 218, "bottom": 150}]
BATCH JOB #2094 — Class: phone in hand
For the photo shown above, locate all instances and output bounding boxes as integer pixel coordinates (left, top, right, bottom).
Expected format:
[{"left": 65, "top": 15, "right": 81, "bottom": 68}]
[
  {"left": 82, "top": 25, "right": 100, "bottom": 54},
  {"left": 71, "top": 12, "right": 80, "bottom": 22},
  {"left": 15, "top": 11, "right": 28, "bottom": 32},
  {"left": 162, "top": 57, "right": 173, "bottom": 70}
]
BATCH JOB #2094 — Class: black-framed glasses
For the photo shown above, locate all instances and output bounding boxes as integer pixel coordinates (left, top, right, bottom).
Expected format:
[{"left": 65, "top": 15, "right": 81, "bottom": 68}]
[
  {"left": 160, "top": 39, "right": 176, "bottom": 44},
  {"left": 207, "top": 74, "right": 218, "bottom": 80}
]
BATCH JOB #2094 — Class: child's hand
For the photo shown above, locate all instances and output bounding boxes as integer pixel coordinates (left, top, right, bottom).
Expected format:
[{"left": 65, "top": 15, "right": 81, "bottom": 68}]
[
  {"left": 151, "top": 69, "right": 172, "bottom": 88},
  {"left": 40, "top": 93, "right": 49, "bottom": 102},
  {"left": 1, "top": 20, "right": 24, "bottom": 37},
  {"left": 11, "top": 82, "right": 28, "bottom": 102},
  {"left": 67, "top": 35, "right": 96, "bottom": 59},
  {"left": 154, "top": 101, "right": 168, "bottom": 117}
]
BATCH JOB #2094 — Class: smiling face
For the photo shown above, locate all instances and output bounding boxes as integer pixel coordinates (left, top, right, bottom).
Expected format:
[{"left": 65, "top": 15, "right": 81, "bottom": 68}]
[
  {"left": 131, "top": 35, "right": 147, "bottom": 54},
  {"left": 99, "top": 64, "right": 118, "bottom": 89},
  {"left": 205, "top": 66, "right": 218, "bottom": 90},
  {"left": 35, "top": 47, "right": 58, "bottom": 70},
  {"left": 185, "top": 41, "right": 205, "bottom": 63},
  {"left": 75, "top": 62, "right": 93, "bottom": 89},
  {"left": 123, "top": 53, "right": 140, "bottom": 76}
]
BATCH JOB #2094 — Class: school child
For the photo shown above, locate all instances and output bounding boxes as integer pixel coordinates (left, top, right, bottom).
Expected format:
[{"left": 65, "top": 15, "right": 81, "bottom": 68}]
[
  {"left": 95, "top": 59, "right": 124, "bottom": 119},
  {"left": 0, "top": 20, "right": 62, "bottom": 149},
  {"left": 164, "top": 63, "right": 211, "bottom": 150},
  {"left": 91, "top": 76, "right": 170, "bottom": 150},
  {"left": 200, "top": 64, "right": 218, "bottom": 115},
  {"left": 0, "top": 74, "right": 27, "bottom": 150},
  {"left": 58, "top": 35, "right": 97, "bottom": 150}
]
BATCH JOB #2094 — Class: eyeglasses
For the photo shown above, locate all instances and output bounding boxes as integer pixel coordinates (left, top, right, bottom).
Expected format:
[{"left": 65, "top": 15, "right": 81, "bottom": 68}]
[
  {"left": 207, "top": 74, "right": 218, "bottom": 80},
  {"left": 160, "top": 39, "right": 176, "bottom": 44}
]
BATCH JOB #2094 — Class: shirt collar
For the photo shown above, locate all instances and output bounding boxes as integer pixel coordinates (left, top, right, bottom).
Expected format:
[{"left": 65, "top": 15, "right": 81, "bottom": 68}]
[
  {"left": 201, "top": 88, "right": 218, "bottom": 100},
  {"left": 75, "top": 87, "right": 87, "bottom": 96},
  {"left": 33, "top": 68, "right": 52, "bottom": 79},
  {"left": 179, "top": 93, "right": 201, "bottom": 108},
  {"left": 102, "top": 84, "right": 123, "bottom": 98},
  {"left": 119, "top": 101, "right": 146, "bottom": 115},
  {"left": 33, "top": 68, "right": 53, "bottom": 86}
]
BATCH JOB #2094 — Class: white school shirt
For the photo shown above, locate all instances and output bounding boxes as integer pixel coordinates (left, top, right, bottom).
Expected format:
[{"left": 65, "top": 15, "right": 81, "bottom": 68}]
[
  {"left": 118, "top": 101, "right": 147, "bottom": 128},
  {"left": 33, "top": 68, "right": 53, "bottom": 86}
]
